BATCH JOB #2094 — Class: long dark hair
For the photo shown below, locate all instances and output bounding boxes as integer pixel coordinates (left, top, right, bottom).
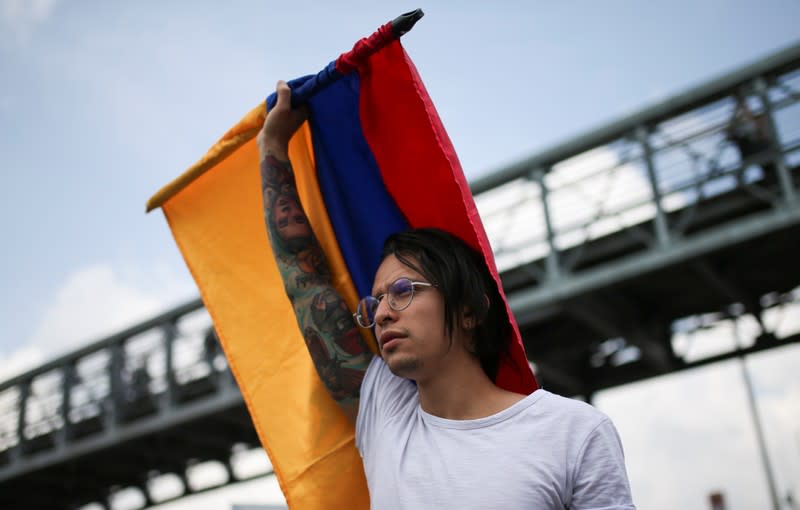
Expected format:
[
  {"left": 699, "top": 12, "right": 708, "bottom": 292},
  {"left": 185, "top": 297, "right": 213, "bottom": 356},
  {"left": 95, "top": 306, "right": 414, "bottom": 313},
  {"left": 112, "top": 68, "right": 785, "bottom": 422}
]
[{"left": 381, "top": 228, "right": 511, "bottom": 382}]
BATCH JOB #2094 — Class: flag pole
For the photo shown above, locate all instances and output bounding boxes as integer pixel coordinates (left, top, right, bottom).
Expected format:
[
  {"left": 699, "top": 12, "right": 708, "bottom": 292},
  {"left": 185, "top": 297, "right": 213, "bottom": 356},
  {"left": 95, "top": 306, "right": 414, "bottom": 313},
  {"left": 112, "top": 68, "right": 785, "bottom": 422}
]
[{"left": 267, "top": 9, "right": 425, "bottom": 111}]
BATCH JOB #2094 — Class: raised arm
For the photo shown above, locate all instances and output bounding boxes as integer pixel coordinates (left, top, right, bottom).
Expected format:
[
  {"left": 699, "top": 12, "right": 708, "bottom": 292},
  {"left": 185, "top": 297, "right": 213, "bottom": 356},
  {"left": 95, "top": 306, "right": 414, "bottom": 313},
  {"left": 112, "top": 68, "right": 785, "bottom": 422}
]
[{"left": 257, "top": 81, "right": 373, "bottom": 422}]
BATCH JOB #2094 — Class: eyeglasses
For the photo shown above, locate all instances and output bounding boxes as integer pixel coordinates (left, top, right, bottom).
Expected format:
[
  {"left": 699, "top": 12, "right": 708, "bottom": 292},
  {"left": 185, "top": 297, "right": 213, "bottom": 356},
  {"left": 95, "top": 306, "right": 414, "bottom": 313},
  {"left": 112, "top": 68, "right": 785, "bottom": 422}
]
[{"left": 353, "top": 277, "right": 434, "bottom": 328}]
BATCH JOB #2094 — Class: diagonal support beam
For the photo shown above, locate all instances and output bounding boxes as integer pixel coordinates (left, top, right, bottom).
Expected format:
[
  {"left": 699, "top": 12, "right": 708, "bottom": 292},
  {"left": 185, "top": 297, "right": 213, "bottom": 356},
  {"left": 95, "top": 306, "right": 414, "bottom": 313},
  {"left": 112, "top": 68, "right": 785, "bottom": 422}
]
[
  {"left": 531, "top": 359, "right": 586, "bottom": 397},
  {"left": 566, "top": 294, "right": 677, "bottom": 372},
  {"left": 691, "top": 259, "right": 765, "bottom": 329},
  {"left": 508, "top": 205, "right": 800, "bottom": 322}
]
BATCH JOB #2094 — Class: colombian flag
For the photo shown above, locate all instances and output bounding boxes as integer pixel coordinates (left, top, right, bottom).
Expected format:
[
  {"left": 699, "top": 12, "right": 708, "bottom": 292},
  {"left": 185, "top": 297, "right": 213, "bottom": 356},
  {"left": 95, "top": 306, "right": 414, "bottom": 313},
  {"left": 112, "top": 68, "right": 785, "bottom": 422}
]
[{"left": 147, "top": 12, "right": 536, "bottom": 509}]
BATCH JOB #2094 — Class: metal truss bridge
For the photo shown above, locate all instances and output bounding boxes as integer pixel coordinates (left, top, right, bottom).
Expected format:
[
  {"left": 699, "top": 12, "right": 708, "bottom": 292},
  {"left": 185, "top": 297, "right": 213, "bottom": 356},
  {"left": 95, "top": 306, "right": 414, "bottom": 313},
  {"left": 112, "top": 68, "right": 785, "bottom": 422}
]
[{"left": 2, "top": 43, "right": 799, "bottom": 509}]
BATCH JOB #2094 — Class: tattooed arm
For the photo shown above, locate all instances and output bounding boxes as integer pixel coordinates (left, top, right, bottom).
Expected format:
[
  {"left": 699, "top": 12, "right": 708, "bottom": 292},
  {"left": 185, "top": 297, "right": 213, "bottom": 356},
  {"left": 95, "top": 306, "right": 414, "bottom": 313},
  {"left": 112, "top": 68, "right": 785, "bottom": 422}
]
[{"left": 257, "top": 81, "right": 373, "bottom": 423}]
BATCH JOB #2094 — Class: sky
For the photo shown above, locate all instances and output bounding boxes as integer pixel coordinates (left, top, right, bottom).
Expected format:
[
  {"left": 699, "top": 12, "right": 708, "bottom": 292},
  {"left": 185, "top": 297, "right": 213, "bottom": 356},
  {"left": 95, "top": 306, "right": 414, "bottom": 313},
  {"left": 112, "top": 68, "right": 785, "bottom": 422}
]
[{"left": 1, "top": 1, "right": 799, "bottom": 509}]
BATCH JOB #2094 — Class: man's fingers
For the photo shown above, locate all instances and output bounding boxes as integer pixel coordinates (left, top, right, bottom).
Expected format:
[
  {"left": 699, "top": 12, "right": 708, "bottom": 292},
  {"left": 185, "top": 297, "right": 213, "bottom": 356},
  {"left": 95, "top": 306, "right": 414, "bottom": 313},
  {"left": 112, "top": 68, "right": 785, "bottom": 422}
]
[{"left": 275, "top": 80, "right": 291, "bottom": 109}]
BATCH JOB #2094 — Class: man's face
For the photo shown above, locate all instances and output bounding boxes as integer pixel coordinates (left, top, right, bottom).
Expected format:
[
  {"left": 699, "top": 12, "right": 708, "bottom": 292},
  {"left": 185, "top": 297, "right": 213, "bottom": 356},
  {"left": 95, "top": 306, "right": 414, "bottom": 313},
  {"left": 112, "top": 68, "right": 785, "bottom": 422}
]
[
  {"left": 371, "top": 254, "right": 453, "bottom": 382},
  {"left": 273, "top": 194, "right": 310, "bottom": 241}
]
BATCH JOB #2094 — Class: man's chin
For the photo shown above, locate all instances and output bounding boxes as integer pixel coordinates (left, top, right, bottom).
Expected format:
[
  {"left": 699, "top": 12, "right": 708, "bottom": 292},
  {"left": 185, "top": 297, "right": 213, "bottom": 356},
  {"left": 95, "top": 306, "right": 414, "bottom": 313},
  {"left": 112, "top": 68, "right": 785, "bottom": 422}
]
[{"left": 384, "top": 352, "right": 421, "bottom": 379}]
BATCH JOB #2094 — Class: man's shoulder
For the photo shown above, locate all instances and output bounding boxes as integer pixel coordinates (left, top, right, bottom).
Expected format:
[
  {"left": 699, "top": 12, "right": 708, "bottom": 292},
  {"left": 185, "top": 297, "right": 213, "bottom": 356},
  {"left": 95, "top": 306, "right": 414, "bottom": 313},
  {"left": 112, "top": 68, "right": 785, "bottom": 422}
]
[{"left": 522, "top": 389, "right": 609, "bottom": 433}]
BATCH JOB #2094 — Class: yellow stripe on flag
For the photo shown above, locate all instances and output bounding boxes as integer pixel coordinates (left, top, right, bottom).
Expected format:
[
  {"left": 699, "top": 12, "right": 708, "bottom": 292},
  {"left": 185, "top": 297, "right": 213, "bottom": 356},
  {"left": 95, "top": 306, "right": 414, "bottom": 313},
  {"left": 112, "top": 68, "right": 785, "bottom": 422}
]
[{"left": 151, "top": 103, "right": 375, "bottom": 509}]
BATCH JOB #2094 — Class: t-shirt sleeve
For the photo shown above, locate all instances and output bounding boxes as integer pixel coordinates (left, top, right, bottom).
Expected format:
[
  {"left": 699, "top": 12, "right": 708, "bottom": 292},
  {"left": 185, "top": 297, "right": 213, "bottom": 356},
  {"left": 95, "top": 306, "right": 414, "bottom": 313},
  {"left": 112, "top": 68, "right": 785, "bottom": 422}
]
[
  {"left": 355, "top": 356, "right": 416, "bottom": 455},
  {"left": 569, "top": 418, "right": 636, "bottom": 510}
]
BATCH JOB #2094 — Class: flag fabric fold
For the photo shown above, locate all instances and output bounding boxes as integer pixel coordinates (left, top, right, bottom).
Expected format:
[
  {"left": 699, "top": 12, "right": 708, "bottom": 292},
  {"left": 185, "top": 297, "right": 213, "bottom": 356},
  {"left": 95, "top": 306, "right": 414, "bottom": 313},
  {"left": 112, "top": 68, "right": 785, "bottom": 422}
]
[{"left": 148, "top": 38, "right": 536, "bottom": 510}]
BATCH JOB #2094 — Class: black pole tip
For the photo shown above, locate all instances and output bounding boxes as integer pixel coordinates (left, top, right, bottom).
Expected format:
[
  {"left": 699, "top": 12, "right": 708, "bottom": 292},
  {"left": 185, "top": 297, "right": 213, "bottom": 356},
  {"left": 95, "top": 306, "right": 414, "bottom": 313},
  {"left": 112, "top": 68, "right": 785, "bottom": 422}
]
[{"left": 391, "top": 9, "right": 424, "bottom": 38}]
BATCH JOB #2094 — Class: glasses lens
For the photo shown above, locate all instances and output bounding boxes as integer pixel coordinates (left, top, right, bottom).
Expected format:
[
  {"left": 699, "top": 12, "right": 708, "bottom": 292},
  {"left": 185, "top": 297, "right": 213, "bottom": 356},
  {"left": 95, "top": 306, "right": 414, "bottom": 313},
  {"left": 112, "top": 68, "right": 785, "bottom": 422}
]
[
  {"left": 356, "top": 296, "right": 380, "bottom": 327},
  {"left": 388, "top": 278, "right": 414, "bottom": 311}
]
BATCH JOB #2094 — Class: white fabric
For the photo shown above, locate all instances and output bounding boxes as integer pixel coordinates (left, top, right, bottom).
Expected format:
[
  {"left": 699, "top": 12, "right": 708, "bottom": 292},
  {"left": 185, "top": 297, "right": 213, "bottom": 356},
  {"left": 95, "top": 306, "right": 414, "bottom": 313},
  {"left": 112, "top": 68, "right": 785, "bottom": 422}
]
[{"left": 356, "top": 357, "right": 635, "bottom": 509}]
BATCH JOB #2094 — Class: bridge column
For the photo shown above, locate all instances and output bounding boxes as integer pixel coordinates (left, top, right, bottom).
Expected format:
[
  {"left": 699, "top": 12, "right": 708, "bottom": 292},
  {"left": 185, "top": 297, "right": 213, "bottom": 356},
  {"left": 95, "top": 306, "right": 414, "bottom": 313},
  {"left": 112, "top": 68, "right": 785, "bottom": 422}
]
[
  {"left": 530, "top": 166, "right": 561, "bottom": 282},
  {"left": 753, "top": 77, "right": 796, "bottom": 205},
  {"left": 177, "top": 468, "right": 192, "bottom": 496},
  {"left": 57, "top": 361, "right": 76, "bottom": 448},
  {"left": 13, "top": 379, "right": 30, "bottom": 460},
  {"left": 203, "top": 328, "right": 221, "bottom": 391},
  {"left": 221, "top": 457, "right": 238, "bottom": 484},
  {"left": 636, "top": 125, "right": 671, "bottom": 247},
  {"left": 138, "top": 475, "right": 155, "bottom": 508},
  {"left": 734, "top": 320, "right": 782, "bottom": 510},
  {"left": 164, "top": 321, "right": 178, "bottom": 407},
  {"left": 103, "top": 492, "right": 113, "bottom": 510},
  {"left": 108, "top": 341, "right": 125, "bottom": 427}
]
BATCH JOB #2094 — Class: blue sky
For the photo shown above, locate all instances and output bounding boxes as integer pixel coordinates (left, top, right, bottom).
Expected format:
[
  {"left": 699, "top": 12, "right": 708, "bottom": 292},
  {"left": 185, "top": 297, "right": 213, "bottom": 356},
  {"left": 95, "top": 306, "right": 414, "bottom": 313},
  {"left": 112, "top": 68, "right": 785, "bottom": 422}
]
[{"left": 1, "top": 1, "right": 799, "bottom": 509}]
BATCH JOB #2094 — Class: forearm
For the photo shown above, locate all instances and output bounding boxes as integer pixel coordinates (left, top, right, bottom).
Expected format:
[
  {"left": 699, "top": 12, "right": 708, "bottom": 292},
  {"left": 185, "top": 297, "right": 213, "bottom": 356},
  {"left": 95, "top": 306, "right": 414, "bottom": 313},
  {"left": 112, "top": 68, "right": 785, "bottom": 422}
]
[
  {"left": 260, "top": 153, "right": 330, "bottom": 301},
  {"left": 260, "top": 152, "right": 372, "bottom": 418}
]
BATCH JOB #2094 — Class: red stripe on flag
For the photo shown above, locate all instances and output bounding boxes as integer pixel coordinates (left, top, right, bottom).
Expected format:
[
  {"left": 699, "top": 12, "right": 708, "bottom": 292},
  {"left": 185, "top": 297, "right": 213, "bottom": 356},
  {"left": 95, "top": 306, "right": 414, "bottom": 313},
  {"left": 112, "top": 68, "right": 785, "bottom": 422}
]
[{"left": 357, "top": 41, "right": 537, "bottom": 395}]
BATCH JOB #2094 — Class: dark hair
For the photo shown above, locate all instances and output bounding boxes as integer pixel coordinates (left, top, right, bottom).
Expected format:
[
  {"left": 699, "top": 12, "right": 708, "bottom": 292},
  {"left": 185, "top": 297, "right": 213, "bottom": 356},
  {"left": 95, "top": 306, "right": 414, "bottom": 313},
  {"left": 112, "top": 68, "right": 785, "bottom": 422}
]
[{"left": 381, "top": 228, "right": 511, "bottom": 382}]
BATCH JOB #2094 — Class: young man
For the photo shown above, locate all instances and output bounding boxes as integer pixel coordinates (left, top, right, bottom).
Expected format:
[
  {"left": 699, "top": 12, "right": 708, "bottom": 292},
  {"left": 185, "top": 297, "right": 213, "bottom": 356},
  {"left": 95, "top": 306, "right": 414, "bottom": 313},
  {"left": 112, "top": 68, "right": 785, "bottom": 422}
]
[
  {"left": 258, "top": 80, "right": 635, "bottom": 509},
  {"left": 727, "top": 92, "right": 777, "bottom": 188}
]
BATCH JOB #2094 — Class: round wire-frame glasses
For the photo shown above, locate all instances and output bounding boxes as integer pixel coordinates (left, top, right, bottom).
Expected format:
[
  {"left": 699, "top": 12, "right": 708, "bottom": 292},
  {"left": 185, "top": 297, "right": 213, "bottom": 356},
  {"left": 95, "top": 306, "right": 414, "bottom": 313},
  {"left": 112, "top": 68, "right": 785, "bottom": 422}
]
[{"left": 353, "top": 277, "right": 434, "bottom": 328}]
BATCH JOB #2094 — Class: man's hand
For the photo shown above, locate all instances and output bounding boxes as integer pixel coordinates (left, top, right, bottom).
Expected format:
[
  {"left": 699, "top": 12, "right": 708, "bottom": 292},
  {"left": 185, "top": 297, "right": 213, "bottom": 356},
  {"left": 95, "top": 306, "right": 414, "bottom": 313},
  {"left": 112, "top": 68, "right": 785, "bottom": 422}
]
[{"left": 257, "top": 80, "right": 309, "bottom": 161}]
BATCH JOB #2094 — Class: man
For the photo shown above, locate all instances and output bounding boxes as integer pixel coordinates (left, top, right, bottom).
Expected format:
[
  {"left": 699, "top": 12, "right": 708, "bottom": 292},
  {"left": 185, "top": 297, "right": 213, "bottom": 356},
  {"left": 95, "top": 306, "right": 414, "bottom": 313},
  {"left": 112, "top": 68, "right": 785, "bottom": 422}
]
[
  {"left": 727, "top": 92, "right": 777, "bottom": 188},
  {"left": 258, "top": 80, "right": 635, "bottom": 509}
]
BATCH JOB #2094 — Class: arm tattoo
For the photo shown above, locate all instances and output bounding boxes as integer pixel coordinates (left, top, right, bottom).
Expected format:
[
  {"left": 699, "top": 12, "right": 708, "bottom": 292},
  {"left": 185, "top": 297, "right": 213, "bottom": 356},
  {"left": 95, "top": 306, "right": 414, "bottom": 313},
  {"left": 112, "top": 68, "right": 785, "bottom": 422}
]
[{"left": 260, "top": 153, "right": 372, "bottom": 412}]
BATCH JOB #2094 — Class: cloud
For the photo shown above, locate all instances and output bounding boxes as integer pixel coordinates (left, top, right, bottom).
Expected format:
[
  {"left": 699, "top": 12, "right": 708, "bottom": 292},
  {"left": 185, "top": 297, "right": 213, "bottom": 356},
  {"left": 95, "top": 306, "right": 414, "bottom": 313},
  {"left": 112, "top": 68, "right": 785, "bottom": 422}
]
[
  {"left": 0, "top": 345, "right": 46, "bottom": 382},
  {"left": 29, "top": 263, "right": 194, "bottom": 348},
  {"left": 0, "top": 261, "right": 196, "bottom": 381},
  {"left": 0, "top": 0, "right": 59, "bottom": 45},
  {"left": 0, "top": 0, "right": 57, "bottom": 22}
]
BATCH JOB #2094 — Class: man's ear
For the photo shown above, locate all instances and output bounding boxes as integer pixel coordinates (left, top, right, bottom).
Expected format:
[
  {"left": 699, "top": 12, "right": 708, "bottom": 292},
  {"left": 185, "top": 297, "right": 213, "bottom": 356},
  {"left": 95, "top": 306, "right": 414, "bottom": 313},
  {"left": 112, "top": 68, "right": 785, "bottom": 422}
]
[
  {"left": 460, "top": 307, "right": 477, "bottom": 331},
  {"left": 461, "top": 293, "right": 492, "bottom": 330},
  {"left": 457, "top": 308, "right": 478, "bottom": 354}
]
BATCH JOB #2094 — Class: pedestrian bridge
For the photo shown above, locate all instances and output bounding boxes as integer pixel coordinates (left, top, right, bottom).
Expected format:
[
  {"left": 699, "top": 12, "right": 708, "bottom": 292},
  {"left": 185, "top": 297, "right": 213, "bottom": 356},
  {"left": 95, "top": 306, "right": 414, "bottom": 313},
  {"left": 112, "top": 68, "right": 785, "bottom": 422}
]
[{"left": 1, "top": 42, "right": 799, "bottom": 509}]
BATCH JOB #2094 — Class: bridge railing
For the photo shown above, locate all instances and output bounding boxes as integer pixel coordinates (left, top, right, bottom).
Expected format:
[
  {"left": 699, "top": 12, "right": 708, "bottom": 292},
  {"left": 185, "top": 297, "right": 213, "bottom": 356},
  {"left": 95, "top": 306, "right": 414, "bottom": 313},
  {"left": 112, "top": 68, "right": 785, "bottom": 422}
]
[
  {"left": 474, "top": 44, "right": 800, "bottom": 275},
  {"left": 0, "top": 298, "right": 223, "bottom": 464}
]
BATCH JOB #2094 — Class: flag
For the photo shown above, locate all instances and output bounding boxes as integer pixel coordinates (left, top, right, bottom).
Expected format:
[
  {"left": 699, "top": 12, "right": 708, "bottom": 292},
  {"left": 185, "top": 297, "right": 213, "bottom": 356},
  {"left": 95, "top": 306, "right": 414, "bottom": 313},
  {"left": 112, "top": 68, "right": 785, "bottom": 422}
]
[{"left": 147, "top": 19, "right": 537, "bottom": 510}]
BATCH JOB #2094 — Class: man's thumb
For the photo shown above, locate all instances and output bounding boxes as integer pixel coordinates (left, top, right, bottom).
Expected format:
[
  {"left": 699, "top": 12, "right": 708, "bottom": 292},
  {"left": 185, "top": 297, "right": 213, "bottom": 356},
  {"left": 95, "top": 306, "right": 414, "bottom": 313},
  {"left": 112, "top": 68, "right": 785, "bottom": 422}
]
[{"left": 275, "top": 80, "right": 291, "bottom": 108}]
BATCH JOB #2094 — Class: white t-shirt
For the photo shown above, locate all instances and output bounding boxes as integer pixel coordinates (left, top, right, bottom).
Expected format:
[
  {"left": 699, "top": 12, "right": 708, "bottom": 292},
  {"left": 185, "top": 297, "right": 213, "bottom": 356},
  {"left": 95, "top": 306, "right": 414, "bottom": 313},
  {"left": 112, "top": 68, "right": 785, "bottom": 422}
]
[{"left": 356, "top": 357, "right": 635, "bottom": 509}]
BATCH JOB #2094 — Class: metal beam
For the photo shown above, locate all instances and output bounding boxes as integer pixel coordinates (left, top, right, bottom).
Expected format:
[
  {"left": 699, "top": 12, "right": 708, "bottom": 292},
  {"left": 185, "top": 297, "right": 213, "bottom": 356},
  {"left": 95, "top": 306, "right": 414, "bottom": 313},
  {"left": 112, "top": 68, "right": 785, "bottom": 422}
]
[
  {"left": 754, "top": 77, "right": 796, "bottom": 205},
  {"left": 566, "top": 295, "right": 675, "bottom": 372},
  {"left": 0, "top": 298, "right": 204, "bottom": 392},
  {"left": 0, "top": 385, "right": 244, "bottom": 482},
  {"left": 564, "top": 299, "right": 620, "bottom": 339},
  {"left": 531, "top": 167, "right": 562, "bottom": 281},
  {"left": 508, "top": 205, "right": 800, "bottom": 319},
  {"left": 690, "top": 259, "right": 764, "bottom": 324},
  {"left": 636, "top": 125, "right": 671, "bottom": 247},
  {"left": 593, "top": 332, "right": 799, "bottom": 392},
  {"left": 624, "top": 320, "right": 675, "bottom": 373}
]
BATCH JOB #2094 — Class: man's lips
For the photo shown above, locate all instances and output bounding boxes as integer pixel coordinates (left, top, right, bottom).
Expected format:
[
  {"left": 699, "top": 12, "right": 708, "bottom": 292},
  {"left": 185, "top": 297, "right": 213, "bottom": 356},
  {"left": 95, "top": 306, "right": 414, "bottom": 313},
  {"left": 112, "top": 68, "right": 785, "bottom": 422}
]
[{"left": 379, "top": 331, "right": 405, "bottom": 350}]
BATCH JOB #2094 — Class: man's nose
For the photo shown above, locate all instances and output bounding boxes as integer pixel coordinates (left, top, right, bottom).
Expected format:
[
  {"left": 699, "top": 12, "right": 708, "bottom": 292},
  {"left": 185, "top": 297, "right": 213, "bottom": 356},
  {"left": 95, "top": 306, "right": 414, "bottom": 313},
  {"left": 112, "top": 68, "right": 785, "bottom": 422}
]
[{"left": 374, "top": 298, "right": 396, "bottom": 327}]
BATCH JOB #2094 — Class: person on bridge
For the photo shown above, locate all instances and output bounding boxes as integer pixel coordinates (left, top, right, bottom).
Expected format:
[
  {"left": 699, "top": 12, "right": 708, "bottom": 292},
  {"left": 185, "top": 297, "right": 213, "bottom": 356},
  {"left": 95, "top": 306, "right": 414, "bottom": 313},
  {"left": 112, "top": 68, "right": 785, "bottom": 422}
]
[
  {"left": 257, "top": 80, "right": 636, "bottom": 510},
  {"left": 727, "top": 92, "right": 778, "bottom": 188}
]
